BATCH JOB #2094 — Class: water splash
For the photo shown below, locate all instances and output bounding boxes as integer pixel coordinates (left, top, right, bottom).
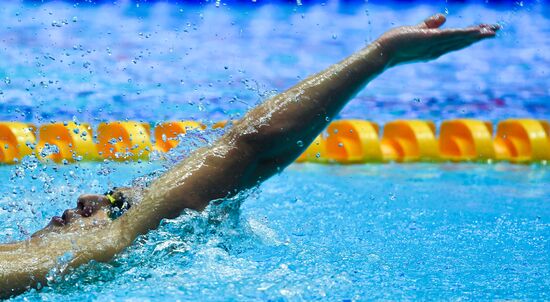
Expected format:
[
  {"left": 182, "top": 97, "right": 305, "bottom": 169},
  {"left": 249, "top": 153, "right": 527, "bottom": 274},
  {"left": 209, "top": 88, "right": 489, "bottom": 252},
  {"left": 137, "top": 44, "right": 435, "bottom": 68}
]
[{"left": 36, "top": 186, "right": 271, "bottom": 298}]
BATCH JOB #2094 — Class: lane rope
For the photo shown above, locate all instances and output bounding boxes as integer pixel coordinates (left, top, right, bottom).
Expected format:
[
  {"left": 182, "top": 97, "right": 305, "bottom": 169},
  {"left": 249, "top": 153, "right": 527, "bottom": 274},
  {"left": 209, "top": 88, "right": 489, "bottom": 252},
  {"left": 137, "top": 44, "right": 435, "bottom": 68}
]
[{"left": 0, "top": 119, "right": 548, "bottom": 164}]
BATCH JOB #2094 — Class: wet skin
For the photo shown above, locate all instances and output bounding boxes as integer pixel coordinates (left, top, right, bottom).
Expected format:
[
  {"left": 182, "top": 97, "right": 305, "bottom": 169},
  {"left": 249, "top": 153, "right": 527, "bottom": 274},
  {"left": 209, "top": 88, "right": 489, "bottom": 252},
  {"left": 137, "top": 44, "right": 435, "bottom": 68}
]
[
  {"left": 1, "top": 14, "right": 500, "bottom": 298},
  {"left": 29, "top": 14, "right": 501, "bottom": 241},
  {"left": 31, "top": 194, "right": 112, "bottom": 239},
  {"left": 30, "top": 187, "right": 140, "bottom": 239}
]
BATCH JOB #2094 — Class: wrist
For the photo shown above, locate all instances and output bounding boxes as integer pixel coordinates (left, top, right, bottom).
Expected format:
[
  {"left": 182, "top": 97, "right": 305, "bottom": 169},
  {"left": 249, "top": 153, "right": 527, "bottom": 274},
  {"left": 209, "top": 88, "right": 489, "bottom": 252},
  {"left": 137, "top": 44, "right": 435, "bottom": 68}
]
[
  {"left": 370, "top": 39, "right": 394, "bottom": 69},
  {"left": 359, "top": 40, "right": 392, "bottom": 73}
]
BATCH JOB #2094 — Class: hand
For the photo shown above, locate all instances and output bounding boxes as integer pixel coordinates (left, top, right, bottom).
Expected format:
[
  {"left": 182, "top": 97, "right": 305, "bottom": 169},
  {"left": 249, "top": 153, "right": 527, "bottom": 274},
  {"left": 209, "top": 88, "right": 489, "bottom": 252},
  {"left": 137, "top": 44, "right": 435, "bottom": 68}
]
[{"left": 376, "top": 14, "right": 500, "bottom": 67}]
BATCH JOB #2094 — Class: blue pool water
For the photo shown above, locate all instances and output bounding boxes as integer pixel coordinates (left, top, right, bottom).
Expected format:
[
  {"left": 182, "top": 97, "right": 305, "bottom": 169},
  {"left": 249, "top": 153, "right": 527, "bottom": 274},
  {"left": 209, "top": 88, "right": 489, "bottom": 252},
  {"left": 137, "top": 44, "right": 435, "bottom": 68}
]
[
  {"left": 1, "top": 161, "right": 549, "bottom": 300},
  {"left": 0, "top": 0, "right": 548, "bottom": 124},
  {"left": 0, "top": 0, "right": 549, "bottom": 300}
]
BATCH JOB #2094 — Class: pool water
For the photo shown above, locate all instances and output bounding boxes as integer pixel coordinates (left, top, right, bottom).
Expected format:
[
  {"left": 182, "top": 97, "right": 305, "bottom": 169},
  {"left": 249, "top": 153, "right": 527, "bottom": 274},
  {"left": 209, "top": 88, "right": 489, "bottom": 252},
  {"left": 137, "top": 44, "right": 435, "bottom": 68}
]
[
  {"left": 0, "top": 0, "right": 549, "bottom": 300},
  {"left": 1, "top": 161, "right": 549, "bottom": 300},
  {"left": 0, "top": 1, "right": 548, "bottom": 124}
]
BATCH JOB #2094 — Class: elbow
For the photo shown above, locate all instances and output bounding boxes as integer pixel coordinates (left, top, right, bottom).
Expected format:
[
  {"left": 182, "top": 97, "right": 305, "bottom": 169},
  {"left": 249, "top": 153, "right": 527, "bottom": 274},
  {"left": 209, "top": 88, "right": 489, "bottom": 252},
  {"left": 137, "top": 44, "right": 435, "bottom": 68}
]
[
  {"left": 234, "top": 126, "right": 307, "bottom": 173},
  {"left": 230, "top": 123, "right": 289, "bottom": 158}
]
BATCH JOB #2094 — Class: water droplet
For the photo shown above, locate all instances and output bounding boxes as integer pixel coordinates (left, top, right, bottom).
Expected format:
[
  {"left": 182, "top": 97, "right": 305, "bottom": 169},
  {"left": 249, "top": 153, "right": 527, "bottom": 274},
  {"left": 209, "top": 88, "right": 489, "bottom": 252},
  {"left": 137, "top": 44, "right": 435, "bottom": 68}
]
[
  {"left": 296, "top": 140, "right": 304, "bottom": 147},
  {"left": 39, "top": 143, "right": 60, "bottom": 157}
]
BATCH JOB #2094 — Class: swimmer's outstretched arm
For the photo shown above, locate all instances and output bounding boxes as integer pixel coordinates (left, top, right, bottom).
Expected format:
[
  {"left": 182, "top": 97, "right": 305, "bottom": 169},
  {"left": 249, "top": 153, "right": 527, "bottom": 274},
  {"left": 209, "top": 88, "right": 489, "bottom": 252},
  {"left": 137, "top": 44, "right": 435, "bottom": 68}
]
[
  {"left": 0, "top": 14, "right": 499, "bottom": 298},
  {"left": 124, "top": 14, "right": 499, "bottom": 234}
]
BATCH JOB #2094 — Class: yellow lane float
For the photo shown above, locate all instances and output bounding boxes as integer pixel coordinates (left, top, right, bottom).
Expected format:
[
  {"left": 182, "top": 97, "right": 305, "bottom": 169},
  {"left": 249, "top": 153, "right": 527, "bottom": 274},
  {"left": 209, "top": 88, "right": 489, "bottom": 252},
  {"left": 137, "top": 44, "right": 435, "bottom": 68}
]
[
  {"left": 439, "top": 119, "right": 495, "bottom": 161},
  {"left": 1, "top": 119, "right": 549, "bottom": 165},
  {"left": 494, "top": 119, "right": 550, "bottom": 162},
  {"left": 97, "top": 121, "right": 152, "bottom": 161},
  {"left": 325, "top": 120, "right": 382, "bottom": 163},
  {"left": 212, "top": 120, "right": 228, "bottom": 129},
  {"left": 296, "top": 135, "right": 328, "bottom": 163},
  {"left": 381, "top": 120, "right": 439, "bottom": 162},
  {"left": 36, "top": 122, "right": 99, "bottom": 163},
  {"left": 0, "top": 122, "right": 36, "bottom": 164},
  {"left": 154, "top": 121, "right": 205, "bottom": 153}
]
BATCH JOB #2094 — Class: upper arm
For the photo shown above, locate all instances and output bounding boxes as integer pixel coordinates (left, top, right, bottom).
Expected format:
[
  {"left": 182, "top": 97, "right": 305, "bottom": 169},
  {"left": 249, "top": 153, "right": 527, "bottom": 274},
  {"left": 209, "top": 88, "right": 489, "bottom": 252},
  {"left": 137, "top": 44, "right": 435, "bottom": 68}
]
[{"left": 150, "top": 134, "right": 262, "bottom": 212}]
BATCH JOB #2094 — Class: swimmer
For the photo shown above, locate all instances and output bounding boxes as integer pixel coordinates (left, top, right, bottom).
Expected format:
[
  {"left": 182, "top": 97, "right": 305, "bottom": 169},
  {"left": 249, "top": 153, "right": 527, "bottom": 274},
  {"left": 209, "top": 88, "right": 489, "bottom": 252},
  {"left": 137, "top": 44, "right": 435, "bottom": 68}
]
[{"left": 0, "top": 14, "right": 499, "bottom": 298}]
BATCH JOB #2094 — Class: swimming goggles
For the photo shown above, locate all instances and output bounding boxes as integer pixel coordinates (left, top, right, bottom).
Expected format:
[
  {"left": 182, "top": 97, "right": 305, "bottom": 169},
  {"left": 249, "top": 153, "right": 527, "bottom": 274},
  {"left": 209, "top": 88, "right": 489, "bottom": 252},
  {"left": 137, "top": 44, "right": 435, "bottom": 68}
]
[{"left": 104, "top": 188, "right": 131, "bottom": 219}]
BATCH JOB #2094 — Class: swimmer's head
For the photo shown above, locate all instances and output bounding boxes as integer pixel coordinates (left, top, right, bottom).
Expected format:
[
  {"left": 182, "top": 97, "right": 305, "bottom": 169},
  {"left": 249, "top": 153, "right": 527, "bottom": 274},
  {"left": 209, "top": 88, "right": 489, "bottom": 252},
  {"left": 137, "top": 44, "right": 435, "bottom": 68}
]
[
  {"left": 32, "top": 187, "right": 138, "bottom": 237},
  {"left": 104, "top": 188, "right": 132, "bottom": 219}
]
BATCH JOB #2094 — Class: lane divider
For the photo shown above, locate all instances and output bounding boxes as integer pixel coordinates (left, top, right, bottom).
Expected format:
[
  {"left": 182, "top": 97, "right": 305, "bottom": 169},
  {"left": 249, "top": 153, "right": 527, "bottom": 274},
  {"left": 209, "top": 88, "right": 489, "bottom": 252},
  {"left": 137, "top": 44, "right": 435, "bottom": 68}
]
[
  {"left": 439, "top": 119, "right": 495, "bottom": 161},
  {"left": 0, "top": 122, "right": 36, "bottom": 164},
  {"left": 494, "top": 119, "right": 550, "bottom": 162},
  {"left": 381, "top": 120, "right": 439, "bottom": 162},
  {"left": 0, "top": 119, "right": 548, "bottom": 164},
  {"left": 154, "top": 121, "right": 205, "bottom": 153},
  {"left": 37, "top": 122, "right": 99, "bottom": 163},
  {"left": 97, "top": 122, "right": 152, "bottom": 161},
  {"left": 296, "top": 135, "right": 327, "bottom": 163},
  {"left": 325, "top": 120, "right": 382, "bottom": 163}
]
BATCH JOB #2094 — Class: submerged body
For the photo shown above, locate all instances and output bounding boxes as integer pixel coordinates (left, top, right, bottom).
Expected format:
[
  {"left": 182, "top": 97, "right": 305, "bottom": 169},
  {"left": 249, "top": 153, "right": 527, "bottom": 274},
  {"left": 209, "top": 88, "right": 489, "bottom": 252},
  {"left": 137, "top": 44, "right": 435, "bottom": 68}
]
[{"left": 0, "top": 14, "right": 499, "bottom": 298}]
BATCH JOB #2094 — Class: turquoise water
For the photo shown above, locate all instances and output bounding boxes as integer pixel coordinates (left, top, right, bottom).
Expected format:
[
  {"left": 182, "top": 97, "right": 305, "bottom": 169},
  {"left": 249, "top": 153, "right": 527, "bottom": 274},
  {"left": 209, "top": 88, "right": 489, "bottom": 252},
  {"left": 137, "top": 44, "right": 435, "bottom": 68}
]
[
  {"left": 1, "top": 0, "right": 549, "bottom": 300},
  {"left": 1, "top": 161, "right": 549, "bottom": 300}
]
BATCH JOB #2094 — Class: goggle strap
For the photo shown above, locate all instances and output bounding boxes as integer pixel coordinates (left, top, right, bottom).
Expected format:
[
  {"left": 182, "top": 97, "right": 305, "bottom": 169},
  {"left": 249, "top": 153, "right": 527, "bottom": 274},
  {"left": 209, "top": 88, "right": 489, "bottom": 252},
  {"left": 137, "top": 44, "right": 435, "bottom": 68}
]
[{"left": 106, "top": 194, "right": 117, "bottom": 205}]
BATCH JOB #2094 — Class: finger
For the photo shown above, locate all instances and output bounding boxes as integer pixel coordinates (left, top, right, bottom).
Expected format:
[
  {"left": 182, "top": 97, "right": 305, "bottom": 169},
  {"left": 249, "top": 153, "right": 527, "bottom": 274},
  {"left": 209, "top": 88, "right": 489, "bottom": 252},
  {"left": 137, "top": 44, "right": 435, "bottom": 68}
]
[
  {"left": 479, "top": 23, "right": 501, "bottom": 31},
  {"left": 419, "top": 13, "right": 446, "bottom": 29},
  {"left": 435, "top": 25, "right": 498, "bottom": 41},
  {"left": 478, "top": 26, "right": 498, "bottom": 38}
]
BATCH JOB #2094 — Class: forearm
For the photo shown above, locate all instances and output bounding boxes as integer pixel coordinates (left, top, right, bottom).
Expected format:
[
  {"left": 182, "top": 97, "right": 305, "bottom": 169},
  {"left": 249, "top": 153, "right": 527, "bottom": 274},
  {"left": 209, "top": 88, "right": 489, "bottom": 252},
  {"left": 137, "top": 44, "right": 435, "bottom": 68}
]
[
  {"left": 0, "top": 242, "right": 44, "bottom": 298},
  {"left": 0, "top": 225, "right": 130, "bottom": 298},
  {"left": 229, "top": 42, "right": 389, "bottom": 167},
  {"left": 121, "top": 42, "right": 391, "bottom": 233},
  {"left": 122, "top": 15, "right": 498, "bottom": 235}
]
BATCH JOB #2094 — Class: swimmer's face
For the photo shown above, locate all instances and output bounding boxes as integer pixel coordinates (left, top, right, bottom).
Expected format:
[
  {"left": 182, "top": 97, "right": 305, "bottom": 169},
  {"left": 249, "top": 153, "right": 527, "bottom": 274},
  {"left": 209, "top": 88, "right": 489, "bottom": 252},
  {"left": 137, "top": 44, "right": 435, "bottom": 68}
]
[
  {"left": 31, "top": 194, "right": 113, "bottom": 238},
  {"left": 32, "top": 187, "right": 136, "bottom": 237}
]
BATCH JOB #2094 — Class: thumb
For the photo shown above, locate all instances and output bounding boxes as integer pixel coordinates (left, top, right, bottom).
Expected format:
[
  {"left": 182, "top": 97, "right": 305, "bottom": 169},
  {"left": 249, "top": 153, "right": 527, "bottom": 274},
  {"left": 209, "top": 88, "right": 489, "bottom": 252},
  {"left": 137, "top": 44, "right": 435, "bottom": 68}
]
[{"left": 419, "top": 14, "right": 446, "bottom": 29}]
